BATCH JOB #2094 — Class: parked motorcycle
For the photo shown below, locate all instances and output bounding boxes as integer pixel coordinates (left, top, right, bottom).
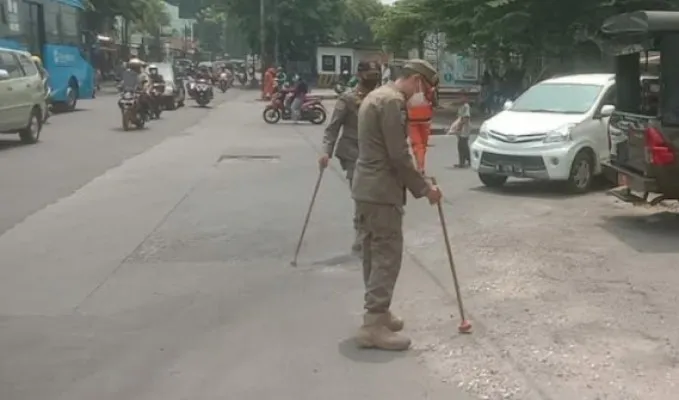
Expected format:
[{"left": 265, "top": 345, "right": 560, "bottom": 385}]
[
  {"left": 118, "top": 91, "right": 147, "bottom": 131},
  {"left": 194, "top": 79, "right": 213, "bottom": 107},
  {"left": 262, "top": 92, "right": 327, "bottom": 124}
]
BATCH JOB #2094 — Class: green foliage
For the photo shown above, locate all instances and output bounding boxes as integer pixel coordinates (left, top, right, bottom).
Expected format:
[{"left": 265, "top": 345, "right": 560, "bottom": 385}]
[
  {"left": 86, "top": 0, "right": 169, "bottom": 33},
  {"left": 373, "top": 0, "right": 679, "bottom": 60},
  {"left": 335, "top": 0, "right": 384, "bottom": 44},
  {"left": 370, "top": 0, "right": 431, "bottom": 53},
  {"left": 195, "top": 0, "right": 383, "bottom": 63}
]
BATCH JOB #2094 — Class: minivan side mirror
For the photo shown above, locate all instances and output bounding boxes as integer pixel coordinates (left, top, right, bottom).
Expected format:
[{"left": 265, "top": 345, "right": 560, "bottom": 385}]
[
  {"left": 598, "top": 104, "right": 615, "bottom": 118},
  {"left": 0, "top": 69, "right": 9, "bottom": 80},
  {"left": 503, "top": 100, "right": 513, "bottom": 110}
]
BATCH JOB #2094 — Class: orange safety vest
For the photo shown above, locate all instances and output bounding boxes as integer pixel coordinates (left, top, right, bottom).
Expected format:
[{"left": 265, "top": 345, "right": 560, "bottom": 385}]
[{"left": 407, "top": 88, "right": 435, "bottom": 122}]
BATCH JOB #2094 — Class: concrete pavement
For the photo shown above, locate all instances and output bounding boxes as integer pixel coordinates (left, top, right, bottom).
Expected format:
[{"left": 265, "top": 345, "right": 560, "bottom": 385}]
[
  {"left": 0, "top": 87, "right": 238, "bottom": 235},
  {"left": 0, "top": 91, "right": 472, "bottom": 399},
  {"left": 2, "top": 90, "right": 679, "bottom": 399}
]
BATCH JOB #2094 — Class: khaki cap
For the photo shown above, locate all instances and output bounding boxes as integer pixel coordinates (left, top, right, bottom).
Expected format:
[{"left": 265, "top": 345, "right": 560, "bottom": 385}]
[{"left": 403, "top": 58, "right": 438, "bottom": 86}]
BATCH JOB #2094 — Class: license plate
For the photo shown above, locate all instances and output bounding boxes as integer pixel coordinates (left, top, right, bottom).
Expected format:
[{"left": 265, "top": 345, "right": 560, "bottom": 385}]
[{"left": 496, "top": 164, "right": 523, "bottom": 174}]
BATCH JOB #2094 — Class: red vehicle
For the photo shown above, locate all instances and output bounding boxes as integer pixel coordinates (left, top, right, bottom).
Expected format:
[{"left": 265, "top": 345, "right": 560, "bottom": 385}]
[{"left": 262, "top": 89, "right": 327, "bottom": 124}]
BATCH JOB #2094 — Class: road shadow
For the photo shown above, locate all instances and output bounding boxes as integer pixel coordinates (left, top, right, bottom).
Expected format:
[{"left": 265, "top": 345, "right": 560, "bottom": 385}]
[
  {"left": 469, "top": 176, "right": 614, "bottom": 200},
  {"left": 0, "top": 139, "right": 26, "bottom": 151},
  {"left": 337, "top": 337, "right": 407, "bottom": 363},
  {"left": 599, "top": 211, "right": 679, "bottom": 253}
]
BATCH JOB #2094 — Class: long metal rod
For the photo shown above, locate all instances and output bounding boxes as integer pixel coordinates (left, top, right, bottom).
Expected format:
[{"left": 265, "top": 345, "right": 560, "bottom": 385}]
[
  {"left": 430, "top": 177, "right": 466, "bottom": 321},
  {"left": 290, "top": 169, "right": 324, "bottom": 266}
]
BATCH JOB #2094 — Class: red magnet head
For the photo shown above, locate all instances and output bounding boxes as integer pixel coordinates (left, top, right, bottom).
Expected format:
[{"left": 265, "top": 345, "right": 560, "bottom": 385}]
[{"left": 458, "top": 320, "right": 472, "bottom": 333}]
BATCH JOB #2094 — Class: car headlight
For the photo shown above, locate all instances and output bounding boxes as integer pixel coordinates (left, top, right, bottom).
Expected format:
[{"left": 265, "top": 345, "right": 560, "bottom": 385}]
[
  {"left": 543, "top": 124, "right": 576, "bottom": 143},
  {"left": 478, "top": 122, "right": 489, "bottom": 139}
]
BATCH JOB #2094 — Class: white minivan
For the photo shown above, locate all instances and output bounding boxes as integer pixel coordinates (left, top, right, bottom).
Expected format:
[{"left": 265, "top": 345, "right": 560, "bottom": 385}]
[
  {"left": 471, "top": 74, "right": 617, "bottom": 192},
  {"left": 0, "top": 47, "right": 46, "bottom": 144}
]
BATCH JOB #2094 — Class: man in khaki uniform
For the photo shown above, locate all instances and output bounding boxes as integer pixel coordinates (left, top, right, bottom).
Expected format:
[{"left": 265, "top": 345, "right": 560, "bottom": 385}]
[
  {"left": 319, "top": 61, "right": 381, "bottom": 254},
  {"left": 352, "top": 59, "right": 442, "bottom": 351}
]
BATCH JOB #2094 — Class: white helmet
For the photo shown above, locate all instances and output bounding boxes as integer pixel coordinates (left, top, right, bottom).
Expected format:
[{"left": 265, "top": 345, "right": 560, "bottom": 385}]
[
  {"left": 148, "top": 64, "right": 157, "bottom": 69},
  {"left": 128, "top": 58, "right": 146, "bottom": 67}
]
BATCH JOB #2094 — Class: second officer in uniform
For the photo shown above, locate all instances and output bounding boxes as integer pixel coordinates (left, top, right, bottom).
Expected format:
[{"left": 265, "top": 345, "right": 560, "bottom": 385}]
[{"left": 319, "top": 61, "right": 381, "bottom": 253}]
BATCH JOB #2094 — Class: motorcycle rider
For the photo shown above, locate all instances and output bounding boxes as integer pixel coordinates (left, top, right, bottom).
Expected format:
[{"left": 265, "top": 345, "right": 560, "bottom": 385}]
[
  {"left": 275, "top": 67, "right": 287, "bottom": 89},
  {"left": 319, "top": 61, "right": 381, "bottom": 253},
  {"left": 147, "top": 64, "right": 165, "bottom": 116},
  {"left": 121, "top": 58, "right": 152, "bottom": 118}
]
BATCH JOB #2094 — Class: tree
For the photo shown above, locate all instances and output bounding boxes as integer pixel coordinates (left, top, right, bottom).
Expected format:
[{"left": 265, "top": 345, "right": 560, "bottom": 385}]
[
  {"left": 85, "top": 0, "right": 169, "bottom": 34},
  {"left": 370, "top": 0, "right": 431, "bottom": 56},
  {"left": 335, "top": 0, "right": 384, "bottom": 45}
]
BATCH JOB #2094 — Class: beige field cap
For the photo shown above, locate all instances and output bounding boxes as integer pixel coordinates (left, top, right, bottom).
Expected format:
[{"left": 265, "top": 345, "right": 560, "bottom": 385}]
[{"left": 403, "top": 58, "right": 438, "bottom": 86}]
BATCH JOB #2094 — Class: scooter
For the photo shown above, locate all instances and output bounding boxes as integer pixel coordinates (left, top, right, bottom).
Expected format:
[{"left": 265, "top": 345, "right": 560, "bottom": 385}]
[{"left": 262, "top": 91, "right": 327, "bottom": 125}]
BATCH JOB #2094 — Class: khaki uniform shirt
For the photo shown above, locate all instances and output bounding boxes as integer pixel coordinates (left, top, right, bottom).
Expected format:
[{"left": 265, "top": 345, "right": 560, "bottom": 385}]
[
  {"left": 351, "top": 83, "right": 430, "bottom": 206},
  {"left": 323, "top": 91, "right": 361, "bottom": 162}
]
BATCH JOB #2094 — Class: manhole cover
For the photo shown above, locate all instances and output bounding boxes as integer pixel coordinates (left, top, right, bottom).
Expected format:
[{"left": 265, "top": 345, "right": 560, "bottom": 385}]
[{"left": 217, "top": 154, "right": 280, "bottom": 163}]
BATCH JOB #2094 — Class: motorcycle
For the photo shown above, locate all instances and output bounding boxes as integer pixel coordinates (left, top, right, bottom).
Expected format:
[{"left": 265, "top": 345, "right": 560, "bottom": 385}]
[
  {"left": 218, "top": 72, "right": 229, "bottom": 93},
  {"left": 194, "top": 79, "right": 213, "bottom": 107},
  {"left": 236, "top": 72, "right": 247, "bottom": 86},
  {"left": 149, "top": 82, "right": 165, "bottom": 119},
  {"left": 262, "top": 92, "right": 327, "bottom": 124},
  {"left": 118, "top": 91, "right": 147, "bottom": 131}
]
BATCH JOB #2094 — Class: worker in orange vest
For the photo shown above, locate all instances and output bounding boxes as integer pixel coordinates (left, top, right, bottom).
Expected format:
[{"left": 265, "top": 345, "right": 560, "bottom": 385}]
[
  {"left": 263, "top": 65, "right": 276, "bottom": 99},
  {"left": 407, "top": 82, "right": 437, "bottom": 174}
]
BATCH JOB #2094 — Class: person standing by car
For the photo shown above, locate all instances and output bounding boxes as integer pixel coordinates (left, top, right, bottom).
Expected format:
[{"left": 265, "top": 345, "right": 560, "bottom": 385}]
[{"left": 448, "top": 93, "right": 472, "bottom": 167}]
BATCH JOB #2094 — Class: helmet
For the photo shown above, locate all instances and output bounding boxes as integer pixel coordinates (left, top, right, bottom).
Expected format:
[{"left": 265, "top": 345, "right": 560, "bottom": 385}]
[
  {"left": 31, "top": 55, "right": 42, "bottom": 65},
  {"left": 128, "top": 58, "right": 146, "bottom": 67},
  {"left": 148, "top": 64, "right": 157, "bottom": 69}
]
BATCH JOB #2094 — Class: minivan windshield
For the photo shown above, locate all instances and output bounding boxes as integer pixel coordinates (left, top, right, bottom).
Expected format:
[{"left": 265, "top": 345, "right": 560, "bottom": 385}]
[{"left": 510, "top": 83, "right": 603, "bottom": 114}]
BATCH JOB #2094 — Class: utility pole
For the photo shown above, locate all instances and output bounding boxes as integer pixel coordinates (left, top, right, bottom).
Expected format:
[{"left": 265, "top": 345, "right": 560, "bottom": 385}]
[
  {"left": 274, "top": 0, "right": 279, "bottom": 66},
  {"left": 259, "top": 0, "right": 265, "bottom": 90}
]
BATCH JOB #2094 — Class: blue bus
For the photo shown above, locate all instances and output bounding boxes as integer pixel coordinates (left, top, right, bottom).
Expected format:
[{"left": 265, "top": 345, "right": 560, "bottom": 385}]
[{"left": 0, "top": 0, "right": 95, "bottom": 111}]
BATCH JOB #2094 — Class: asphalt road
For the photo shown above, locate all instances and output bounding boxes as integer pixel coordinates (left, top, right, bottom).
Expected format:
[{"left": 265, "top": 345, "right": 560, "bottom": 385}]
[
  {"left": 0, "top": 88, "right": 240, "bottom": 235},
  {"left": 1, "top": 90, "right": 679, "bottom": 400}
]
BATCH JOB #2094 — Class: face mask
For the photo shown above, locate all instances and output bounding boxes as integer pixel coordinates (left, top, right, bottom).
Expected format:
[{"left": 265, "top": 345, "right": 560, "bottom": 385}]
[{"left": 407, "top": 79, "right": 427, "bottom": 107}]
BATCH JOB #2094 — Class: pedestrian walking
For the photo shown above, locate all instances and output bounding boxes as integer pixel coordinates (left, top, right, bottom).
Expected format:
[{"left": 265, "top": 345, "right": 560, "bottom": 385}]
[
  {"left": 319, "top": 61, "right": 381, "bottom": 254},
  {"left": 352, "top": 59, "right": 442, "bottom": 351}
]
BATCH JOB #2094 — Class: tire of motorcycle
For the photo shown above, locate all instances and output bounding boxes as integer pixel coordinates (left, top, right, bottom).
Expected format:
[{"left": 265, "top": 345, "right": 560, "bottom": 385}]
[
  {"left": 122, "top": 110, "right": 132, "bottom": 131},
  {"left": 309, "top": 106, "right": 327, "bottom": 125},
  {"left": 196, "top": 98, "right": 210, "bottom": 107},
  {"left": 134, "top": 113, "right": 146, "bottom": 129},
  {"left": 262, "top": 107, "right": 281, "bottom": 124}
]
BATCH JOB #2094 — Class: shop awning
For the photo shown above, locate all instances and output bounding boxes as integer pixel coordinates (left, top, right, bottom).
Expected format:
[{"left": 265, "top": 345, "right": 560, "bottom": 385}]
[{"left": 52, "top": 0, "right": 85, "bottom": 10}]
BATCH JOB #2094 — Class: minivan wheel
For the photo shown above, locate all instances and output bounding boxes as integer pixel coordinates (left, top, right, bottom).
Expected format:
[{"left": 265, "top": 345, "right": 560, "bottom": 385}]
[
  {"left": 479, "top": 173, "right": 508, "bottom": 188},
  {"left": 19, "top": 108, "right": 42, "bottom": 144},
  {"left": 567, "top": 150, "right": 594, "bottom": 193}
]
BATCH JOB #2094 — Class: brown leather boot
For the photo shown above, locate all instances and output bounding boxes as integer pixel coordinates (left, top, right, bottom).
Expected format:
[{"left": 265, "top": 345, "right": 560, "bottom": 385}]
[
  {"left": 385, "top": 310, "right": 404, "bottom": 332},
  {"left": 355, "top": 313, "right": 411, "bottom": 351}
]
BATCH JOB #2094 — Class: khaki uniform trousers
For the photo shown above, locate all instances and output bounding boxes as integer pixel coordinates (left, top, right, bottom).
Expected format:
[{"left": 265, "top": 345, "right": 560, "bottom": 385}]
[{"left": 354, "top": 201, "right": 404, "bottom": 313}]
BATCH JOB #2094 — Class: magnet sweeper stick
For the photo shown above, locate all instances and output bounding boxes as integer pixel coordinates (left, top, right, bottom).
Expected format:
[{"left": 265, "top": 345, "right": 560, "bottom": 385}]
[
  {"left": 290, "top": 168, "right": 325, "bottom": 267},
  {"left": 431, "top": 177, "right": 472, "bottom": 333}
]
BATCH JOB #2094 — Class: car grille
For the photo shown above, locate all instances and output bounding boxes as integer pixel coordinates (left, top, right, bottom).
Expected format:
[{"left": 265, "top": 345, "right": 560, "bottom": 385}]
[
  {"left": 480, "top": 152, "right": 546, "bottom": 171},
  {"left": 489, "top": 130, "right": 546, "bottom": 143}
]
